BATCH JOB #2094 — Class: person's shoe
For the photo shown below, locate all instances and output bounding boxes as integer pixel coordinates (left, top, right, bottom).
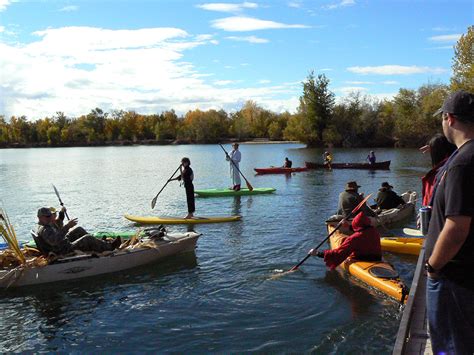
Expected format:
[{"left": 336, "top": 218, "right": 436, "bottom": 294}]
[
  {"left": 110, "top": 237, "right": 122, "bottom": 250},
  {"left": 184, "top": 213, "right": 194, "bottom": 219},
  {"left": 234, "top": 184, "right": 241, "bottom": 191}
]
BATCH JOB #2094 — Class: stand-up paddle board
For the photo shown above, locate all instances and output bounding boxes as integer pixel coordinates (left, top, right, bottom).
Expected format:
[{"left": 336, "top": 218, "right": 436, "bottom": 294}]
[{"left": 124, "top": 215, "right": 242, "bottom": 225}]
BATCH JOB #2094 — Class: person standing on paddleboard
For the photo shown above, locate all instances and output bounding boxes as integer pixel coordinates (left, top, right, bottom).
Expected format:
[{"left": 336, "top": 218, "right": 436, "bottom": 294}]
[
  {"left": 171, "top": 157, "right": 195, "bottom": 219},
  {"left": 227, "top": 143, "right": 241, "bottom": 191}
]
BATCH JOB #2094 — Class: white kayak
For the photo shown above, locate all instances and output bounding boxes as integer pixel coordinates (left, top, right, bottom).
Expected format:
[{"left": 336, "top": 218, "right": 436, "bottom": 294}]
[{"left": 0, "top": 231, "right": 200, "bottom": 288}]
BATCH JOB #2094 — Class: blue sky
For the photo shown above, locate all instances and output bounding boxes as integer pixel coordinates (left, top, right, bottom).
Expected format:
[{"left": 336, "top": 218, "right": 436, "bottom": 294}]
[{"left": 0, "top": 0, "right": 471, "bottom": 119}]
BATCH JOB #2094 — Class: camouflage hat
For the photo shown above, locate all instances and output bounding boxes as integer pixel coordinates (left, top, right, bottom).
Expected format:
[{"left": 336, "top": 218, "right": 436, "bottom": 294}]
[{"left": 37, "top": 207, "right": 52, "bottom": 217}]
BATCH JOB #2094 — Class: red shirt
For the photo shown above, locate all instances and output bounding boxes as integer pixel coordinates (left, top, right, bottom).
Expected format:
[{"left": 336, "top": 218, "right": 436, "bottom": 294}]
[
  {"left": 421, "top": 157, "right": 448, "bottom": 206},
  {"left": 323, "top": 212, "right": 382, "bottom": 270}
]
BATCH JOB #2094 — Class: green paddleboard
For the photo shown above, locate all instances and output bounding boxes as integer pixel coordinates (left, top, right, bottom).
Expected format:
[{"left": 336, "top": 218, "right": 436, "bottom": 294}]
[{"left": 194, "top": 187, "right": 276, "bottom": 197}]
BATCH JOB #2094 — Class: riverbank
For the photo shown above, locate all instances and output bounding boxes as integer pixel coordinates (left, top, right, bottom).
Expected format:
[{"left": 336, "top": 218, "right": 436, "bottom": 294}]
[{"left": 0, "top": 138, "right": 301, "bottom": 149}]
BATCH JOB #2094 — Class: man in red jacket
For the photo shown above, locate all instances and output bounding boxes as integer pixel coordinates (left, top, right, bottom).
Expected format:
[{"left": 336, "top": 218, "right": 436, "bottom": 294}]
[{"left": 310, "top": 212, "right": 382, "bottom": 269}]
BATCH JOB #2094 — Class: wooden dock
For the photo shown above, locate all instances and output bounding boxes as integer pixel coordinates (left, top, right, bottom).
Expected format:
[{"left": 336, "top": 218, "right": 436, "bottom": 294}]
[{"left": 393, "top": 242, "right": 432, "bottom": 354}]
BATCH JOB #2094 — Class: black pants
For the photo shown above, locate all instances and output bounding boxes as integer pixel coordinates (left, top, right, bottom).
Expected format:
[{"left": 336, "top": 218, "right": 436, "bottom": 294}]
[{"left": 185, "top": 183, "right": 195, "bottom": 213}]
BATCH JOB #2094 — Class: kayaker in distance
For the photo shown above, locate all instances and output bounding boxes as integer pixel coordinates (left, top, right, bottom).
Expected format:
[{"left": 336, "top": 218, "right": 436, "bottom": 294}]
[
  {"left": 323, "top": 151, "right": 333, "bottom": 170},
  {"left": 337, "top": 181, "right": 376, "bottom": 218},
  {"left": 226, "top": 143, "right": 241, "bottom": 191},
  {"left": 310, "top": 212, "right": 382, "bottom": 269},
  {"left": 283, "top": 157, "right": 292, "bottom": 168},
  {"left": 36, "top": 207, "right": 121, "bottom": 255},
  {"left": 366, "top": 151, "right": 376, "bottom": 164},
  {"left": 374, "top": 182, "right": 406, "bottom": 210},
  {"left": 170, "top": 157, "right": 195, "bottom": 219}
]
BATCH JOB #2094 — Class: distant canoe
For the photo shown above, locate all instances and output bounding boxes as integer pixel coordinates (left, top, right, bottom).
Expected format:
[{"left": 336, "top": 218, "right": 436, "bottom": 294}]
[
  {"left": 305, "top": 160, "right": 391, "bottom": 170},
  {"left": 254, "top": 167, "right": 308, "bottom": 174}
]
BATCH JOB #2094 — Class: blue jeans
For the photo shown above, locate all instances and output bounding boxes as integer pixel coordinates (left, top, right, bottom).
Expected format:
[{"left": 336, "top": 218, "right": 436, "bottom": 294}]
[{"left": 426, "top": 275, "right": 474, "bottom": 355}]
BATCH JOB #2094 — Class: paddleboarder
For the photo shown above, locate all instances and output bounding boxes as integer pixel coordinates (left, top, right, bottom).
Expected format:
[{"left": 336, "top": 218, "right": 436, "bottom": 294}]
[
  {"left": 171, "top": 157, "right": 195, "bottom": 219},
  {"left": 226, "top": 143, "right": 241, "bottom": 191}
]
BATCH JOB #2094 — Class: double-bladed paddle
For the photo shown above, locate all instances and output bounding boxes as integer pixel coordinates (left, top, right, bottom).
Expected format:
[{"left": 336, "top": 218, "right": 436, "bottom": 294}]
[
  {"left": 219, "top": 143, "right": 253, "bottom": 191},
  {"left": 288, "top": 193, "right": 373, "bottom": 272},
  {"left": 52, "top": 184, "right": 70, "bottom": 220},
  {"left": 151, "top": 165, "right": 182, "bottom": 209}
]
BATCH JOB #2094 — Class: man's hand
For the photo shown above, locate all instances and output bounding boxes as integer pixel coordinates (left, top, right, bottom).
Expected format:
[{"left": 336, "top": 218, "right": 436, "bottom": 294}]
[
  {"left": 309, "top": 249, "right": 325, "bottom": 258},
  {"left": 65, "top": 218, "right": 78, "bottom": 230}
]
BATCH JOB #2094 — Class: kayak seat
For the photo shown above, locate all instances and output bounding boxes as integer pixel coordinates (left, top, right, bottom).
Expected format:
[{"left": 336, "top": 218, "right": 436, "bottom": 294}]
[
  {"left": 30, "top": 230, "right": 52, "bottom": 256},
  {"left": 368, "top": 265, "right": 399, "bottom": 279}
]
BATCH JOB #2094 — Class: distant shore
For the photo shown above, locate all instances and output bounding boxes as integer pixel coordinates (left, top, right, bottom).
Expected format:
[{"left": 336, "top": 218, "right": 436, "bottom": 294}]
[{"left": 0, "top": 138, "right": 302, "bottom": 149}]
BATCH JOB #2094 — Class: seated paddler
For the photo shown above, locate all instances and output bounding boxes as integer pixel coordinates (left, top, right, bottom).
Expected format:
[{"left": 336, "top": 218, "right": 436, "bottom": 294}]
[
  {"left": 36, "top": 207, "right": 121, "bottom": 255},
  {"left": 310, "top": 212, "right": 382, "bottom": 269}
]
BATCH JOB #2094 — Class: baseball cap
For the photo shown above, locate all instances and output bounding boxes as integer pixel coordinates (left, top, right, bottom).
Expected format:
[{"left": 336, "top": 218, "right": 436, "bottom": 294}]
[
  {"left": 37, "top": 207, "right": 52, "bottom": 217},
  {"left": 433, "top": 90, "right": 474, "bottom": 119}
]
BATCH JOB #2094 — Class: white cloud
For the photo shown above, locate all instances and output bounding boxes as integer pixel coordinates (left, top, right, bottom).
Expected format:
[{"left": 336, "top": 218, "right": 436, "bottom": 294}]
[
  {"left": 428, "top": 34, "right": 462, "bottom": 42},
  {"left": 336, "top": 86, "right": 368, "bottom": 95},
  {"left": 381, "top": 80, "right": 399, "bottom": 85},
  {"left": 59, "top": 5, "right": 79, "bottom": 12},
  {"left": 211, "top": 16, "right": 310, "bottom": 32},
  {"left": 288, "top": 1, "right": 302, "bottom": 8},
  {"left": 197, "top": 2, "right": 257, "bottom": 13},
  {"left": 0, "top": 0, "right": 14, "bottom": 11},
  {"left": 214, "top": 80, "right": 240, "bottom": 86},
  {"left": 0, "top": 26, "right": 4, "bottom": 33},
  {"left": 258, "top": 79, "right": 271, "bottom": 84},
  {"left": 325, "top": 0, "right": 355, "bottom": 10},
  {"left": 240, "top": 62, "right": 250, "bottom": 66},
  {"left": 347, "top": 65, "right": 446, "bottom": 75},
  {"left": 344, "top": 80, "right": 373, "bottom": 85},
  {"left": 226, "top": 35, "right": 269, "bottom": 43}
]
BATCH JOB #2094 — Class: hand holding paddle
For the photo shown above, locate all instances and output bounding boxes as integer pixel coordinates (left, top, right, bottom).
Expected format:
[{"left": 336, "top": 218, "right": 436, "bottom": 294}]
[
  {"left": 151, "top": 165, "right": 182, "bottom": 209},
  {"left": 52, "top": 184, "right": 70, "bottom": 220},
  {"left": 288, "top": 193, "right": 373, "bottom": 272},
  {"left": 219, "top": 143, "right": 253, "bottom": 191}
]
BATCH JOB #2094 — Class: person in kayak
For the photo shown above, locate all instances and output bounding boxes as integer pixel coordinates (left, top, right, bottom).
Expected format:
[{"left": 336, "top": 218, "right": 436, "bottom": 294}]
[
  {"left": 419, "top": 134, "right": 456, "bottom": 206},
  {"left": 283, "top": 157, "right": 292, "bottom": 168},
  {"left": 36, "top": 207, "right": 121, "bottom": 256},
  {"left": 310, "top": 211, "right": 382, "bottom": 269},
  {"left": 50, "top": 206, "right": 65, "bottom": 228},
  {"left": 337, "top": 181, "right": 376, "bottom": 218},
  {"left": 323, "top": 151, "right": 333, "bottom": 169},
  {"left": 374, "top": 182, "right": 406, "bottom": 210},
  {"left": 170, "top": 157, "right": 195, "bottom": 219},
  {"left": 226, "top": 143, "right": 241, "bottom": 190},
  {"left": 366, "top": 151, "right": 376, "bottom": 164}
]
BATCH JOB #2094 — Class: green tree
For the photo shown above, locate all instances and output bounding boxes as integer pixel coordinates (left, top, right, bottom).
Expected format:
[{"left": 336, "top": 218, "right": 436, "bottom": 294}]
[{"left": 451, "top": 26, "right": 474, "bottom": 92}]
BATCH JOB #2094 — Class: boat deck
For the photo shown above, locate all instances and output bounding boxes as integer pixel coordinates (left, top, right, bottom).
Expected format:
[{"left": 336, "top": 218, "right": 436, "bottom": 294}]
[{"left": 393, "top": 242, "right": 432, "bottom": 355}]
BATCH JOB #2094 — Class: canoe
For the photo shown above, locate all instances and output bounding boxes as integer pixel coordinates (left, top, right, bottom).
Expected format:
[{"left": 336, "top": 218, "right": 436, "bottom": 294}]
[
  {"left": 327, "top": 191, "right": 417, "bottom": 229},
  {"left": 327, "top": 224, "right": 409, "bottom": 303},
  {"left": 124, "top": 215, "right": 242, "bottom": 224},
  {"left": 254, "top": 167, "right": 308, "bottom": 174},
  {"left": 380, "top": 237, "right": 423, "bottom": 256},
  {"left": 194, "top": 187, "right": 276, "bottom": 197},
  {"left": 305, "top": 160, "right": 391, "bottom": 170},
  {"left": 0, "top": 231, "right": 200, "bottom": 288}
]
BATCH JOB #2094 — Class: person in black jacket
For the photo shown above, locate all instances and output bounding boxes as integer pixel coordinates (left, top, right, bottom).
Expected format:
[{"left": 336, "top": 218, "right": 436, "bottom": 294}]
[
  {"left": 374, "top": 182, "right": 405, "bottom": 210},
  {"left": 171, "top": 157, "right": 195, "bottom": 219}
]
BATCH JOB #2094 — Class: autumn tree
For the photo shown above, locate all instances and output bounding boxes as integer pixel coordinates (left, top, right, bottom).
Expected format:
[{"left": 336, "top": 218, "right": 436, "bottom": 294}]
[{"left": 451, "top": 26, "right": 474, "bottom": 92}]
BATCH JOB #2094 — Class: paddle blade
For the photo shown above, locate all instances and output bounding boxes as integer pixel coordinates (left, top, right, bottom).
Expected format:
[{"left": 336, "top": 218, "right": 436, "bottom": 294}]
[
  {"left": 245, "top": 180, "right": 254, "bottom": 191},
  {"left": 151, "top": 195, "right": 158, "bottom": 209},
  {"left": 350, "top": 193, "right": 372, "bottom": 217}
]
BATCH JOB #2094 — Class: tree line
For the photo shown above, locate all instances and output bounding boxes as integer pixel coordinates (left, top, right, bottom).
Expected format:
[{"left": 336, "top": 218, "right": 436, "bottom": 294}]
[{"left": 1, "top": 26, "right": 472, "bottom": 149}]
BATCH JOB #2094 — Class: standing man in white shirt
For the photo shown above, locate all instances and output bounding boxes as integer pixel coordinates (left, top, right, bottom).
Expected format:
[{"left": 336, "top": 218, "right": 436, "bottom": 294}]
[{"left": 227, "top": 143, "right": 242, "bottom": 191}]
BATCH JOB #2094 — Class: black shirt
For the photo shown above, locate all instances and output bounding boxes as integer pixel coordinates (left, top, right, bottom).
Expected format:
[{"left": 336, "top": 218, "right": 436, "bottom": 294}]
[
  {"left": 177, "top": 166, "right": 194, "bottom": 188},
  {"left": 426, "top": 139, "right": 474, "bottom": 288},
  {"left": 375, "top": 189, "right": 405, "bottom": 210}
]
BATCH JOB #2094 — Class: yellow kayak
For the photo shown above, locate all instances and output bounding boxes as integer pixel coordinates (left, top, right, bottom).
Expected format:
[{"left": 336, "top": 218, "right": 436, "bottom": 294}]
[
  {"left": 380, "top": 237, "right": 423, "bottom": 255},
  {"left": 327, "top": 224, "right": 409, "bottom": 303},
  {"left": 124, "top": 215, "right": 242, "bottom": 225}
]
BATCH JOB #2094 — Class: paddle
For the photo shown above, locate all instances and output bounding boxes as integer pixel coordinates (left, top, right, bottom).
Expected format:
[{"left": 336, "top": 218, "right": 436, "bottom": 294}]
[
  {"left": 151, "top": 165, "right": 182, "bottom": 209},
  {"left": 219, "top": 143, "right": 253, "bottom": 191},
  {"left": 288, "top": 193, "right": 373, "bottom": 272},
  {"left": 403, "top": 228, "right": 424, "bottom": 237},
  {"left": 52, "top": 184, "right": 70, "bottom": 220}
]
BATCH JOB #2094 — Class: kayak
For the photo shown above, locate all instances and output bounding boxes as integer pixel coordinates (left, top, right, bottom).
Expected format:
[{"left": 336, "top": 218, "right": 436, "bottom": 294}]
[
  {"left": 124, "top": 215, "right": 242, "bottom": 224},
  {"left": 254, "top": 167, "right": 308, "bottom": 174},
  {"left": 380, "top": 237, "right": 423, "bottom": 255},
  {"left": 0, "top": 231, "right": 200, "bottom": 288},
  {"left": 327, "top": 224, "right": 409, "bottom": 303},
  {"left": 305, "top": 160, "right": 391, "bottom": 170},
  {"left": 194, "top": 187, "right": 276, "bottom": 197}
]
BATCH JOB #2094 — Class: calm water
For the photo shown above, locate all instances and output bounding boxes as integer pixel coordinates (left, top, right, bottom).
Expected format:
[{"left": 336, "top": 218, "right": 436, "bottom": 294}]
[{"left": 0, "top": 144, "right": 429, "bottom": 353}]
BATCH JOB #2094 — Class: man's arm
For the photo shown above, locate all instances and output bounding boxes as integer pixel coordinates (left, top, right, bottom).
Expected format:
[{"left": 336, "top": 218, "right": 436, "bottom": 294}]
[{"left": 428, "top": 215, "right": 472, "bottom": 271}]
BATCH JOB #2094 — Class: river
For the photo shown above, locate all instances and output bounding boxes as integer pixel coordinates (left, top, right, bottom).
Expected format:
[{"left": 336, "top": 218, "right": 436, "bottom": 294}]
[{"left": 0, "top": 144, "right": 429, "bottom": 353}]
